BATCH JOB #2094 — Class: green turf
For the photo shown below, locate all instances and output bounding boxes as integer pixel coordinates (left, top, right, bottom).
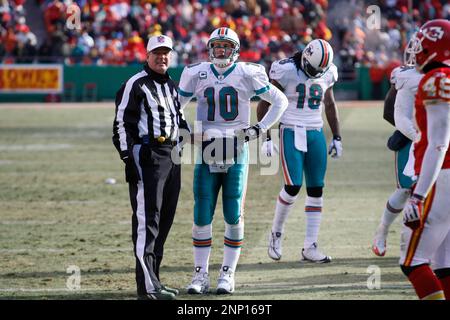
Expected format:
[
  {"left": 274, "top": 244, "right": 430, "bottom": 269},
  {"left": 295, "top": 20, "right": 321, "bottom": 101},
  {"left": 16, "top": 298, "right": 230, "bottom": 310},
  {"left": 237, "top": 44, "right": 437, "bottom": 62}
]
[{"left": 0, "top": 102, "right": 415, "bottom": 299}]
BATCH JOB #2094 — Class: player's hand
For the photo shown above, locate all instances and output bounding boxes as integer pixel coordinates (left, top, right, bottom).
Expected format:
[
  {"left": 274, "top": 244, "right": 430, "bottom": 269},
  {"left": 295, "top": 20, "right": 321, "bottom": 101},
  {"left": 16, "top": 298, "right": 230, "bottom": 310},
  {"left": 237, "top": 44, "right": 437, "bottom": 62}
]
[
  {"left": 403, "top": 194, "right": 424, "bottom": 230},
  {"left": 123, "top": 156, "right": 140, "bottom": 183},
  {"left": 261, "top": 138, "right": 278, "bottom": 157},
  {"left": 235, "top": 124, "right": 262, "bottom": 142},
  {"left": 328, "top": 135, "right": 343, "bottom": 159}
]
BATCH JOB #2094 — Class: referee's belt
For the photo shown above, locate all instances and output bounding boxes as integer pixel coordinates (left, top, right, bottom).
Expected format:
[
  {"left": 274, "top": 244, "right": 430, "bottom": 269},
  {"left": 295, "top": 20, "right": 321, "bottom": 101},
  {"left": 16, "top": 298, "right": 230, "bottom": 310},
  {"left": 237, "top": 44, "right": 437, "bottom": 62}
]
[{"left": 137, "top": 135, "right": 177, "bottom": 146}]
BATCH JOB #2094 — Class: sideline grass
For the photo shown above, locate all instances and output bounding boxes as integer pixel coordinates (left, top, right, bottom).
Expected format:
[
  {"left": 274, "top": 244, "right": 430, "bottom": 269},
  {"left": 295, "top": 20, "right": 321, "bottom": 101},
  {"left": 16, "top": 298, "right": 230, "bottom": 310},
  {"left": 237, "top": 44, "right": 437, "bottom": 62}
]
[{"left": 0, "top": 102, "right": 414, "bottom": 299}]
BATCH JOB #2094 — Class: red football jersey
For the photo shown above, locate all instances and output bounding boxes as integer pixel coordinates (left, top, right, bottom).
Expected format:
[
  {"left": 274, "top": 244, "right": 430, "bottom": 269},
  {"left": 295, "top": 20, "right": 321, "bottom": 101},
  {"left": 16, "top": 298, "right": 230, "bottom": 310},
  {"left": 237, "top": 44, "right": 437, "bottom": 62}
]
[{"left": 414, "top": 67, "right": 450, "bottom": 175}]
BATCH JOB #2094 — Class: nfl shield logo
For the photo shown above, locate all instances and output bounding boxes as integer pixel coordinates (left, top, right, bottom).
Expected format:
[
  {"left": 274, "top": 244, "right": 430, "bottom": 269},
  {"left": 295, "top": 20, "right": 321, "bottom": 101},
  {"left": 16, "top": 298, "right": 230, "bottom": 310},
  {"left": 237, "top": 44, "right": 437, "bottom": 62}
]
[{"left": 157, "top": 36, "right": 166, "bottom": 43}]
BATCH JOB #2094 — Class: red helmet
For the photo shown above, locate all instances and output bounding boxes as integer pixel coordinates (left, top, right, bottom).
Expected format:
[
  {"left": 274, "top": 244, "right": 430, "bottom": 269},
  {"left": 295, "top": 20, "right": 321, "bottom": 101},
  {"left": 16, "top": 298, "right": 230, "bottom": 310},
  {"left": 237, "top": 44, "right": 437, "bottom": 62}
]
[{"left": 414, "top": 19, "right": 450, "bottom": 70}]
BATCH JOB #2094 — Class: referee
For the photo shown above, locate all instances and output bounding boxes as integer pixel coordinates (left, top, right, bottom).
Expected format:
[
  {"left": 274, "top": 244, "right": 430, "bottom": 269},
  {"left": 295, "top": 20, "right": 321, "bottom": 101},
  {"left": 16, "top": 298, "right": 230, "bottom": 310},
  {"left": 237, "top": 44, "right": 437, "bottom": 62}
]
[{"left": 112, "top": 35, "right": 189, "bottom": 300}]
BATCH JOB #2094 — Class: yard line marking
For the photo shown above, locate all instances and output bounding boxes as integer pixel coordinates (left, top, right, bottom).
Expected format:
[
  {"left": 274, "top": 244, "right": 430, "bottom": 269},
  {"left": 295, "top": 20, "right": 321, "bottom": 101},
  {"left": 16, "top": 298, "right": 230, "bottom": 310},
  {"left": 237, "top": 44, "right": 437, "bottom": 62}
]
[
  {"left": 238, "top": 282, "right": 412, "bottom": 292},
  {"left": 0, "top": 287, "right": 133, "bottom": 293},
  {"left": 0, "top": 144, "right": 72, "bottom": 151},
  {"left": 0, "top": 218, "right": 379, "bottom": 226},
  {"left": 0, "top": 244, "right": 375, "bottom": 254}
]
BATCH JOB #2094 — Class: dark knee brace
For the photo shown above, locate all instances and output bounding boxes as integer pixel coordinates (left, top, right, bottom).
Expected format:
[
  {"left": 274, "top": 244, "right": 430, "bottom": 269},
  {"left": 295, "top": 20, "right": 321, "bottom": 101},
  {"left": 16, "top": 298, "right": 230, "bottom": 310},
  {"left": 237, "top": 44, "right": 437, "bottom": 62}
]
[
  {"left": 284, "top": 185, "right": 301, "bottom": 196},
  {"left": 400, "top": 263, "right": 428, "bottom": 277},
  {"left": 434, "top": 268, "right": 450, "bottom": 279},
  {"left": 306, "top": 187, "right": 323, "bottom": 198}
]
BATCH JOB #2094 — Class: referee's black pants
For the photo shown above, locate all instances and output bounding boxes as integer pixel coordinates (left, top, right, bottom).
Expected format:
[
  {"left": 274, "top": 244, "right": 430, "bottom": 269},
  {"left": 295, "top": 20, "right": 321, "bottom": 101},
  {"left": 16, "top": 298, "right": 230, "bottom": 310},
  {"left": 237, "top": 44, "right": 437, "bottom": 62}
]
[{"left": 128, "top": 143, "right": 180, "bottom": 295}]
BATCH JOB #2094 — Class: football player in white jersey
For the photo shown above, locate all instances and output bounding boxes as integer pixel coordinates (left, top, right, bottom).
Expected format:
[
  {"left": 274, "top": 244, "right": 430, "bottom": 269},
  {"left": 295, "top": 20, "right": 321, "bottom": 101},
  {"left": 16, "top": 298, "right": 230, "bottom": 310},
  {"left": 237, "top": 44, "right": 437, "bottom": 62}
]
[
  {"left": 372, "top": 34, "right": 423, "bottom": 257},
  {"left": 178, "top": 27, "right": 288, "bottom": 294},
  {"left": 258, "top": 39, "right": 342, "bottom": 263}
]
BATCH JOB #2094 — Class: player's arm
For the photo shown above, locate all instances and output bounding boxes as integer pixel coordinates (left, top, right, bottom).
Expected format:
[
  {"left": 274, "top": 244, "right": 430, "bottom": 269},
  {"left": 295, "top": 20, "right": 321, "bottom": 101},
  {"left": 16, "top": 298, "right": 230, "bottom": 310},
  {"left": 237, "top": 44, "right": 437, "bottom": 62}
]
[
  {"left": 178, "top": 66, "right": 196, "bottom": 109},
  {"left": 324, "top": 86, "right": 343, "bottom": 158},
  {"left": 413, "top": 101, "right": 450, "bottom": 198},
  {"left": 324, "top": 86, "right": 341, "bottom": 138},
  {"left": 394, "top": 87, "right": 417, "bottom": 141},
  {"left": 257, "top": 79, "right": 284, "bottom": 141},
  {"left": 383, "top": 85, "right": 397, "bottom": 127},
  {"left": 256, "top": 82, "right": 288, "bottom": 132},
  {"left": 256, "top": 79, "right": 284, "bottom": 121}
]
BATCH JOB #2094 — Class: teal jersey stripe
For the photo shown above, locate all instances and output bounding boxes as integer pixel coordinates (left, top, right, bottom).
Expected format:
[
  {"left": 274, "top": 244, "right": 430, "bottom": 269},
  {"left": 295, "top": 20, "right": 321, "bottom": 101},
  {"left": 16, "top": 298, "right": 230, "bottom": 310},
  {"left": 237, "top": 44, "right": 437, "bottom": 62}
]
[
  {"left": 179, "top": 88, "right": 193, "bottom": 97},
  {"left": 254, "top": 85, "right": 270, "bottom": 95},
  {"left": 210, "top": 63, "right": 237, "bottom": 80}
]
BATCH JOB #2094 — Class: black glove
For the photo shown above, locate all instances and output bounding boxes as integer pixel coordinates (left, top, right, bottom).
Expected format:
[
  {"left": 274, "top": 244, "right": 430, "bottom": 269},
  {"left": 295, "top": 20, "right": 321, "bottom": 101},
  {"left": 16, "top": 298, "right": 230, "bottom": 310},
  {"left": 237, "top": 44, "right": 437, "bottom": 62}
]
[
  {"left": 123, "top": 156, "right": 140, "bottom": 183},
  {"left": 387, "top": 130, "right": 410, "bottom": 151},
  {"left": 235, "top": 124, "right": 262, "bottom": 142}
]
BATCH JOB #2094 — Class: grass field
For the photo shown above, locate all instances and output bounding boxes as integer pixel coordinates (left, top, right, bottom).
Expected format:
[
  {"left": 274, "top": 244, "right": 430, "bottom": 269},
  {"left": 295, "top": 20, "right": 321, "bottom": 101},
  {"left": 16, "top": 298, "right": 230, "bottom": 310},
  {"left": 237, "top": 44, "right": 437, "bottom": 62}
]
[{"left": 0, "top": 101, "right": 416, "bottom": 300}]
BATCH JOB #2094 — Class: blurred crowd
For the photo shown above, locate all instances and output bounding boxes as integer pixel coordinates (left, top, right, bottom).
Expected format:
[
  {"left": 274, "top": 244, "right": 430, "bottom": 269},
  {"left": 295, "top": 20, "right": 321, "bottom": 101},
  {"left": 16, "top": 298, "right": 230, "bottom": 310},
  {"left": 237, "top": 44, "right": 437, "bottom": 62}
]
[{"left": 1, "top": 0, "right": 449, "bottom": 81}]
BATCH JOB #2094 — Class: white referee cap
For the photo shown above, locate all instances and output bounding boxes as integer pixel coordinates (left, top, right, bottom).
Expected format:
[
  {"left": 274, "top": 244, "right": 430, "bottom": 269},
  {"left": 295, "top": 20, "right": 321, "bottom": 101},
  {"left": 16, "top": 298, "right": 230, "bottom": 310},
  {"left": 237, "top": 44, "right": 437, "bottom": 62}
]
[{"left": 147, "top": 35, "right": 173, "bottom": 52}]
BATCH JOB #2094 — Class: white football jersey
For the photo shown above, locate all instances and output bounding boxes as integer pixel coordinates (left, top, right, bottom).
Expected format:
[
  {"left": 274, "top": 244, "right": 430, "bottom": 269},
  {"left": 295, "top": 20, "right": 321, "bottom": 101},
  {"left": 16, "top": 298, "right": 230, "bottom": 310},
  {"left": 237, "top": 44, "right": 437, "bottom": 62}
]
[
  {"left": 269, "top": 58, "right": 338, "bottom": 128},
  {"left": 390, "top": 66, "right": 422, "bottom": 102},
  {"left": 390, "top": 66, "right": 423, "bottom": 125},
  {"left": 179, "top": 62, "right": 271, "bottom": 138}
]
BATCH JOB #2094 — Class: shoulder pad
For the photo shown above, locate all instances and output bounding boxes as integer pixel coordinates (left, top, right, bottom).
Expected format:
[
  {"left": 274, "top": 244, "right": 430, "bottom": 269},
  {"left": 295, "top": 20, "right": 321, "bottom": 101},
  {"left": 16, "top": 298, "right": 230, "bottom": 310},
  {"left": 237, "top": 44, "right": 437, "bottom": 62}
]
[
  {"left": 182, "top": 62, "right": 209, "bottom": 78},
  {"left": 238, "top": 62, "right": 267, "bottom": 77},
  {"left": 269, "top": 58, "right": 295, "bottom": 79}
]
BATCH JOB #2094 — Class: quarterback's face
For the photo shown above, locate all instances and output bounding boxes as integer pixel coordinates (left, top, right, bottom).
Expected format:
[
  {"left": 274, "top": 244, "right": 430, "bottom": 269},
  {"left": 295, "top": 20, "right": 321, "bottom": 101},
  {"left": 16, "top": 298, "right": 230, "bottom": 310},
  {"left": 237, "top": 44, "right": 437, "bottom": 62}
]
[
  {"left": 211, "top": 40, "right": 235, "bottom": 59},
  {"left": 147, "top": 47, "right": 172, "bottom": 74}
]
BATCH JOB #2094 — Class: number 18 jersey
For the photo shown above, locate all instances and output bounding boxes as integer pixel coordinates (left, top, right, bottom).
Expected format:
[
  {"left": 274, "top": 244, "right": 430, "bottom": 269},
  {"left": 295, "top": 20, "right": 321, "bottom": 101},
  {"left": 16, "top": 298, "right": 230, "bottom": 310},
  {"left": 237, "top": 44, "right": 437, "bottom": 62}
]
[{"left": 269, "top": 58, "right": 338, "bottom": 128}]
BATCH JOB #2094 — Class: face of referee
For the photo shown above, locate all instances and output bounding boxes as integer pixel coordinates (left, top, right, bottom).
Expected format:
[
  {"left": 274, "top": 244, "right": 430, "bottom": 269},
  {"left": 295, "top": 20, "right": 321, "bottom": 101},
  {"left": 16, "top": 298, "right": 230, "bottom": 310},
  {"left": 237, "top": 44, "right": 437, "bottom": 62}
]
[{"left": 147, "top": 47, "right": 172, "bottom": 75}]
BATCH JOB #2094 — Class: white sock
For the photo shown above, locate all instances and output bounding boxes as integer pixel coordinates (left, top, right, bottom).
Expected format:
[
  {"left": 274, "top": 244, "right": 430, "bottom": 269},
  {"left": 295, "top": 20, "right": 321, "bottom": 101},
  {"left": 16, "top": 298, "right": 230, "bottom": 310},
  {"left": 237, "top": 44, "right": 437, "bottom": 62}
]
[
  {"left": 222, "top": 220, "right": 244, "bottom": 272},
  {"left": 304, "top": 196, "right": 323, "bottom": 249},
  {"left": 272, "top": 188, "right": 298, "bottom": 234},
  {"left": 381, "top": 188, "right": 410, "bottom": 227},
  {"left": 192, "top": 224, "right": 212, "bottom": 273}
]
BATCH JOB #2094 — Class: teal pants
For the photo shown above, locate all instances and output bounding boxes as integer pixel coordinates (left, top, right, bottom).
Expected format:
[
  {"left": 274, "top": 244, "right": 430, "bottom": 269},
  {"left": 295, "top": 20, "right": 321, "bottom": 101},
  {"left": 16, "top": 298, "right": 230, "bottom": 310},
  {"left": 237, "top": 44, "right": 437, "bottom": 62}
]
[
  {"left": 193, "top": 145, "right": 248, "bottom": 226},
  {"left": 396, "top": 141, "right": 414, "bottom": 188},
  {"left": 280, "top": 127, "right": 327, "bottom": 187}
]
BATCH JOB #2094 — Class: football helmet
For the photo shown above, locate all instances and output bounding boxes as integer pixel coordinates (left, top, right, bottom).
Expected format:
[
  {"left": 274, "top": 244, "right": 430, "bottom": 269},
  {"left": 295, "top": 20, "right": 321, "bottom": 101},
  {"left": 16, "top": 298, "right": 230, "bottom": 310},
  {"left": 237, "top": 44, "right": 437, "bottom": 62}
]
[
  {"left": 413, "top": 19, "right": 450, "bottom": 70},
  {"left": 301, "top": 39, "right": 334, "bottom": 78},
  {"left": 207, "top": 27, "right": 240, "bottom": 67}
]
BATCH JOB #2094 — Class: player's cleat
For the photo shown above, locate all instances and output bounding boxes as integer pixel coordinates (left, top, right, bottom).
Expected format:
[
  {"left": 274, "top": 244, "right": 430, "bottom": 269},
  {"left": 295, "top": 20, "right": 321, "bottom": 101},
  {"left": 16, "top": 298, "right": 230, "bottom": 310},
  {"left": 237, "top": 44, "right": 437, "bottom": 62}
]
[
  {"left": 161, "top": 284, "right": 179, "bottom": 295},
  {"left": 268, "top": 231, "right": 283, "bottom": 261},
  {"left": 216, "top": 266, "right": 235, "bottom": 294},
  {"left": 372, "top": 224, "right": 388, "bottom": 257},
  {"left": 187, "top": 268, "right": 209, "bottom": 294},
  {"left": 137, "top": 289, "right": 176, "bottom": 300},
  {"left": 301, "top": 242, "right": 332, "bottom": 263}
]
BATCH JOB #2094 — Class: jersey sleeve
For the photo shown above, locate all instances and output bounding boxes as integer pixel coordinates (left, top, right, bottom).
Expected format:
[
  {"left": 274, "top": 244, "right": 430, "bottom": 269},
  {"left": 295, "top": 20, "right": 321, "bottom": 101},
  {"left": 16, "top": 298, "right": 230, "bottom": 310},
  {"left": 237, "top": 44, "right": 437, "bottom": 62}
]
[
  {"left": 390, "top": 66, "right": 401, "bottom": 86},
  {"left": 178, "top": 64, "right": 200, "bottom": 98},
  {"left": 419, "top": 69, "right": 450, "bottom": 105},
  {"left": 268, "top": 59, "right": 292, "bottom": 89},
  {"left": 246, "top": 62, "right": 271, "bottom": 96},
  {"left": 326, "top": 64, "right": 338, "bottom": 87}
]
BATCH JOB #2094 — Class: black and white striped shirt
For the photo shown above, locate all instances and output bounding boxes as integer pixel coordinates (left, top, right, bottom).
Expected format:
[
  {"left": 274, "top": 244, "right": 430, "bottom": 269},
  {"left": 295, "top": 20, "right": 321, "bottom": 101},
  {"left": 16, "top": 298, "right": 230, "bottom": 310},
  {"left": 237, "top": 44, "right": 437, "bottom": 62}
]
[{"left": 113, "top": 64, "right": 189, "bottom": 160}]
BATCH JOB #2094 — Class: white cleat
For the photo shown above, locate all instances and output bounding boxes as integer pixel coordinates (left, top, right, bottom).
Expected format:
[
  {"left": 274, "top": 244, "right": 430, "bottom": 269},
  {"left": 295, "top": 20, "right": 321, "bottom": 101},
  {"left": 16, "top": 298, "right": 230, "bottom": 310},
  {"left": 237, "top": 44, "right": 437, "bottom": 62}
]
[
  {"left": 268, "top": 231, "right": 283, "bottom": 261},
  {"left": 372, "top": 224, "right": 388, "bottom": 257},
  {"left": 187, "top": 267, "right": 209, "bottom": 294},
  {"left": 301, "top": 242, "right": 332, "bottom": 263},
  {"left": 216, "top": 266, "right": 235, "bottom": 295}
]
